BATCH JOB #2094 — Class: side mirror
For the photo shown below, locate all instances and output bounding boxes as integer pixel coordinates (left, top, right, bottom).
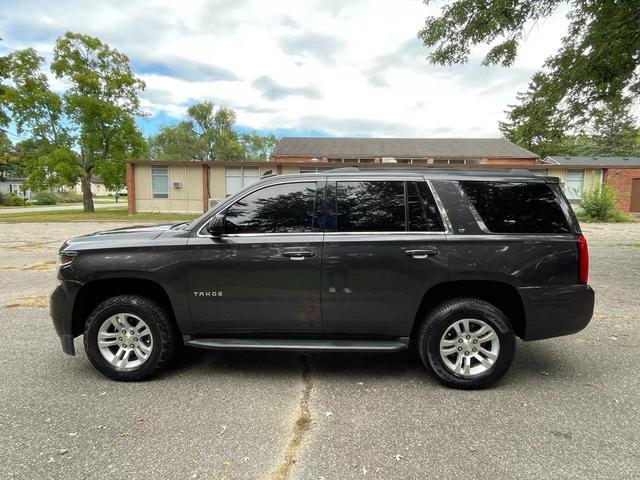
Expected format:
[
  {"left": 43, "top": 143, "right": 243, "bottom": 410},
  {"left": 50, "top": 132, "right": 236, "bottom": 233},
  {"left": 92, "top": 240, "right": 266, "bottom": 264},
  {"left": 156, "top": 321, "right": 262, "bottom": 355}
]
[{"left": 206, "top": 214, "right": 226, "bottom": 236}]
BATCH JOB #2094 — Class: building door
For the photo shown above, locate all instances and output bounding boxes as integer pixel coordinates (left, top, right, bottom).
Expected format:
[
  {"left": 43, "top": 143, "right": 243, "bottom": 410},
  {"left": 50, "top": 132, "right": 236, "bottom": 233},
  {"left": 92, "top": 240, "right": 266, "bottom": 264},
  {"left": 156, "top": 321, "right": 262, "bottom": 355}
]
[
  {"left": 631, "top": 178, "right": 640, "bottom": 212},
  {"left": 186, "top": 180, "right": 325, "bottom": 334}
]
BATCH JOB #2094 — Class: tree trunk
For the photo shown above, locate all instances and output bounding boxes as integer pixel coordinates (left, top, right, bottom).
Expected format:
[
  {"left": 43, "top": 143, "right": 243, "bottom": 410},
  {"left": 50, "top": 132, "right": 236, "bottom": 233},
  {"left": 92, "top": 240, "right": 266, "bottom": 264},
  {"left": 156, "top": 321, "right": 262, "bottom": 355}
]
[{"left": 81, "top": 172, "right": 95, "bottom": 213}]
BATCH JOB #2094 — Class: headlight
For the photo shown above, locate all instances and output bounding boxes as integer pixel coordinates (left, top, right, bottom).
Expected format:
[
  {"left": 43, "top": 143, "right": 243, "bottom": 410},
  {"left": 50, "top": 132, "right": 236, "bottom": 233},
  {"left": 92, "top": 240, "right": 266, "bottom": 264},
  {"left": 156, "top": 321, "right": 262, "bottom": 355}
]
[{"left": 58, "top": 251, "right": 77, "bottom": 267}]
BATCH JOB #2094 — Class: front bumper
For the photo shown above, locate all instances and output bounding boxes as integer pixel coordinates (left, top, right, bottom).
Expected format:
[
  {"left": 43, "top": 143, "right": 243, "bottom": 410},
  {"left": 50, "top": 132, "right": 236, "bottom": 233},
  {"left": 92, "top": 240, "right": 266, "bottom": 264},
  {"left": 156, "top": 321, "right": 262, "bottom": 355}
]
[
  {"left": 50, "top": 280, "right": 83, "bottom": 355},
  {"left": 519, "top": 284, "right": 595, "bottom": 341}
]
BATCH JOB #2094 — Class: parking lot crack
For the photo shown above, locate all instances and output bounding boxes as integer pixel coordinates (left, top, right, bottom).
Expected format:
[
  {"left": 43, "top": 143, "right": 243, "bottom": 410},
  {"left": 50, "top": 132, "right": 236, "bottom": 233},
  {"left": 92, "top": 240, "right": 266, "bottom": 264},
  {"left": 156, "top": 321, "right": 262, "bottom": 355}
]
[{"left": 269, "top": 355, "right": 313, "bottom": 480}]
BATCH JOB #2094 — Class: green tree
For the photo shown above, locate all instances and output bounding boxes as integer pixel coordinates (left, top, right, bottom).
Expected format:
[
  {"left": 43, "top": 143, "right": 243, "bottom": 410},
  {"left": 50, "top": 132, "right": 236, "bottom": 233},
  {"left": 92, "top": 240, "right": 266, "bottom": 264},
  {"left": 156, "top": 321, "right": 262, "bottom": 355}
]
[
  {"left": 2, "top": 48, "right": 78, "bottom": 189},
  {"left": 419, "top": 0, "right": 640, "bottom": 134},
  {"left": 149, "top": 101, "right": 248, "bottom": 161},
  {"left": 52, "top": 32, "right": 146, "bottom": 211},
  {"left": 2, "top": 33, "right": 146, "bottom": 211},
  {"left": 149, "top": 102, "right": 280, "bottom": 162},
  {"left": 499, "top": 72, "right": 567, "bottom": 158},
  {"left": 240, "top": 133, "right": 279, "bottom": 161},
  {"left": 584, "top": 95, "right": 640, "bottom": 156},
  {"left": 1, "top": 49, "right": 20, "bottom": 180},
  {"left": 149, "top": 122, "right": 200, "bottom": 160}
]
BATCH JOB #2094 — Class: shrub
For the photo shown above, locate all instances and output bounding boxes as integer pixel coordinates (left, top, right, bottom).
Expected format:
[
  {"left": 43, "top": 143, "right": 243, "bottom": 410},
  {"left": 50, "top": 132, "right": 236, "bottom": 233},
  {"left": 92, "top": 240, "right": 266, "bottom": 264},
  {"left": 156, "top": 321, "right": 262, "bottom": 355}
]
[
  {"left": 56, "top": 191, "right": 83, "bottom": 203},
  {"left": 0, "top": 193, "right": 26, "bottom": 206},
  {"left": 34, "top": 191, "right": 58, "bottom": 205},
  {"left": 581, "top": 183, "right": 616, "bottom": 221},
  {"left": 609, "top": 210, "right": 635, "bottom": 223}
]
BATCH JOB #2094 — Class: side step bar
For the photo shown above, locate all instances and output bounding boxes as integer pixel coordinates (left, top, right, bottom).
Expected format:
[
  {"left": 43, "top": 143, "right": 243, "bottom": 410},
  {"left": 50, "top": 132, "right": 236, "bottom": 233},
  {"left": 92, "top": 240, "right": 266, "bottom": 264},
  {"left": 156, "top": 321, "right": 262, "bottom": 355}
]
[{"left": 184, "top": 337, "right": 410, "bottom": 352}]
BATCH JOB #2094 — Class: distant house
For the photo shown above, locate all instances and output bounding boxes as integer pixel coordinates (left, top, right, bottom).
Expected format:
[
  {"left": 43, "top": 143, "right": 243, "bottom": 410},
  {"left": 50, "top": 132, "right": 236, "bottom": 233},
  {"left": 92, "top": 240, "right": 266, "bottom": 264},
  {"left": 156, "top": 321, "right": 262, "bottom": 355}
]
[
  {"left": 540, "top": 156, "right": 640, "bottom": 213},
  {"left": 0, "top": 176, "right": 31, "bottom": 200},
  {"left": 72, "top": 175, "right": 117, "bottom": 197}
]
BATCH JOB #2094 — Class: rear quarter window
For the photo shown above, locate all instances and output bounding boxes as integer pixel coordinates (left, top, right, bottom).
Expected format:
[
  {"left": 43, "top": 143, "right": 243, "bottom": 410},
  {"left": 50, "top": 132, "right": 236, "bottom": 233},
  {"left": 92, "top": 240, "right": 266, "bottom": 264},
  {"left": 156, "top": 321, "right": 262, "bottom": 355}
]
[{"left": 459, "top": 181, "right": 571, "bottom": 234}]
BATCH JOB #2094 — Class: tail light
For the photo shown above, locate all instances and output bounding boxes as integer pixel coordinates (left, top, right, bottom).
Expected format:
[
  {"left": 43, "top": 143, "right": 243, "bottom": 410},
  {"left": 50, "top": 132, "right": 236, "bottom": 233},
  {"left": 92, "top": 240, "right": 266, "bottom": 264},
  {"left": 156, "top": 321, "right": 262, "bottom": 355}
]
[{"left": 577, "top": 235, "right": 589, "bottom": 284}]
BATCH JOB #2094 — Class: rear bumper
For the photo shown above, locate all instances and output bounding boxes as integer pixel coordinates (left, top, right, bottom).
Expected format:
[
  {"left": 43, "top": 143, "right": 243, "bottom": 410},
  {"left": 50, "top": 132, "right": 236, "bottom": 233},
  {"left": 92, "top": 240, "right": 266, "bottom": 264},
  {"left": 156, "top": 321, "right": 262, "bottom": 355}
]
[
  {"left": 519, "top": 284, "right": 595, "bottom": 341},
  {"left": 50, "top": 280, "right": 83, "bottom": 355}
]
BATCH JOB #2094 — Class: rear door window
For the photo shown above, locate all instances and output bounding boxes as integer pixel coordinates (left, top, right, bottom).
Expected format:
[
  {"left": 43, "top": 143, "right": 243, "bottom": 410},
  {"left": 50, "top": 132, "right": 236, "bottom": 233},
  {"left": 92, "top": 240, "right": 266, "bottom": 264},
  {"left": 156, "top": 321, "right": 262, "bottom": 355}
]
[
  {"left": 459, "top": 181, "right": 570, "bottom": 234},
  {"left": 336, "top": 181, "right": 405, "bottom": 232},
  {"left": 331, "top": 180, "right": 444, "bottom": 232}
]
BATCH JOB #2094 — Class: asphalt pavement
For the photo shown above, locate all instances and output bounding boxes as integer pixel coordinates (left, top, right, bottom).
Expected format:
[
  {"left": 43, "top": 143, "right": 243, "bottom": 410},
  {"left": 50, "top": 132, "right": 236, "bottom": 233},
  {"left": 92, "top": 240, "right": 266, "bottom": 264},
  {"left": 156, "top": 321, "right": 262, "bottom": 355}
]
[{"left": 0, "top": 222, "right": 638, "bottom": 480}]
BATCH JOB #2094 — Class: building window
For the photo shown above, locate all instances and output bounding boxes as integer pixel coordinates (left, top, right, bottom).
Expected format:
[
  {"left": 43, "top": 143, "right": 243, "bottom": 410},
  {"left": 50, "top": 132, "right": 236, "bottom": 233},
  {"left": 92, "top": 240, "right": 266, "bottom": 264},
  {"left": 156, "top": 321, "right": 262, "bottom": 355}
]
[
  {"left": 328, "top": 158, "right": 343, "bottom": 163},
  {"left": 433, "top": 159, "right": 481, "bottom": 165},
  {"left": 565, "top": 170, "right": 585, "bottom": 200},
  {"left": 225, "top": 167, "right": 260, "bottom": 196},
  {"left": 152, "top": 165, "right": 169, "bottom": 198},
  {"left": 10, "top": 184, "right": 21, "bottom": 195},
  {"left": 358, "top": 159, "right": 374, "bottom": 164}
]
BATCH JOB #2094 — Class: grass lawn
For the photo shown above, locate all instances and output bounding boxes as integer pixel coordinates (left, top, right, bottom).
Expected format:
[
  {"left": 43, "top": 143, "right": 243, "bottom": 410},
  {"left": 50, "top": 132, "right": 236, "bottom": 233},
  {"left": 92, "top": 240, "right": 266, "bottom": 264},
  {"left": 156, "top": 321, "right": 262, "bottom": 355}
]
[
  {"left": 0, "top": 206, "right": 198, "bottom": 223},
  {"left": 0, "top": 196, "right": 119, "bottom": 209}
]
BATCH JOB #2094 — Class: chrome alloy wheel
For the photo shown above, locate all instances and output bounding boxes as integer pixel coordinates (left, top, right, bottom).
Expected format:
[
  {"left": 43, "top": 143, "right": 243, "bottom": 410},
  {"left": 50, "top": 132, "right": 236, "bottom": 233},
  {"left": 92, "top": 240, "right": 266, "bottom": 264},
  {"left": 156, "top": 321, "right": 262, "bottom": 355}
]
[
  {"left": 97, "top": 313, "right": 153, "bottom": 370},
  {"left": 439, "top": 318, "right": 500, "bottom": 377}
]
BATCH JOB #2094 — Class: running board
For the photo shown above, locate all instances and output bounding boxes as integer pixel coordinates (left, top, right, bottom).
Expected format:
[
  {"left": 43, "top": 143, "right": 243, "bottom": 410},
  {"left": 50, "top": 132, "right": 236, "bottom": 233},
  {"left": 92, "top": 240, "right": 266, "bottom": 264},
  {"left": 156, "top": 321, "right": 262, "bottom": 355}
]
[{"left": 184, "top": 337, "right": 410, "bottom": 352}]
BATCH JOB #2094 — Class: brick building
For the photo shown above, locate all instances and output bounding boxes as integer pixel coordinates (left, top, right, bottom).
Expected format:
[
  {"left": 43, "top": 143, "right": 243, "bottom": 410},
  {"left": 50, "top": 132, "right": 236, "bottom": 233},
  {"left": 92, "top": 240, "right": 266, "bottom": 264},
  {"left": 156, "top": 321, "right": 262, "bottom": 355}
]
[
  {"left": 271, "top": 137, "right": 538, "bottom": 165},
  {"left": 541, "top": 156, "right": 640, "bottom": 213}
]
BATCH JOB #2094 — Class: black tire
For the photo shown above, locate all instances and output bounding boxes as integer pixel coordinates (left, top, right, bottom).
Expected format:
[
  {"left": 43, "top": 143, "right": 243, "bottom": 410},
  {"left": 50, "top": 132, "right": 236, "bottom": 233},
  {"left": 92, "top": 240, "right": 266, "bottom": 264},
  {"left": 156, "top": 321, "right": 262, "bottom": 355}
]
[
  {"left": 417, "top": 297, "right": 515, "bottom": 389},
  {"left": 83, "top": 295, "right": 178, "bottom": 381}
]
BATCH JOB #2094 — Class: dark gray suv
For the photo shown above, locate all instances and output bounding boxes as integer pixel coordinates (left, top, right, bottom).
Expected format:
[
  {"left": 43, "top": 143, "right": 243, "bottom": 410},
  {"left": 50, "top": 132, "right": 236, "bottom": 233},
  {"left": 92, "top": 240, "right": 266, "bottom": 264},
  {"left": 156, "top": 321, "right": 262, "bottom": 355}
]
[{"left": 50, "top": 168, "right": 594, "bottom": 389}]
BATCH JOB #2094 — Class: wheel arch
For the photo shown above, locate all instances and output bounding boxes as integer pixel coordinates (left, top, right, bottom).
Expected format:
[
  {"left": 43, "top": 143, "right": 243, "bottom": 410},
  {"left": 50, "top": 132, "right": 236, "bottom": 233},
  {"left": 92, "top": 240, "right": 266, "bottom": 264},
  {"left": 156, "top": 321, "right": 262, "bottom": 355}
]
[
  {"left": 71, "top": 277, "right": 177, "bottom": 337},
  {"left": 410, "top": 280, "right": 526, "bottom": 342}
]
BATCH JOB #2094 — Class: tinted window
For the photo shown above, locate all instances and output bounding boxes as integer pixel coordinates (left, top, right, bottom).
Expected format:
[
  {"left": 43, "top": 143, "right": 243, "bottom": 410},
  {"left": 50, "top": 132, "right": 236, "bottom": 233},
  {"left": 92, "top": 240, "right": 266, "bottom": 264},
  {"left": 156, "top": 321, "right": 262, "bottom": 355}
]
[
  {"left": 225, "top": 182, "right": 318, "bottom": 234},
  {"left": 460, "top": 181, "right": 570, "bottom": 234},
  {"left": 336, "top": 181, "right": 405, "bottom": 232},
  {"left": 407, "top": 181, "right": 445, "bottom": 232}
]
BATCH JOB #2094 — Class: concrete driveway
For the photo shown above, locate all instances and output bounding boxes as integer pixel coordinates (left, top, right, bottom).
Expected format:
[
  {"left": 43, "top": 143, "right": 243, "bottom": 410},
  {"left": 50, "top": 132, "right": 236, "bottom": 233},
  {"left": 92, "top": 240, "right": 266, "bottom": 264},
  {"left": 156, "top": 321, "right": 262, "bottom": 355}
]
[{"left": 0, "top": 222, "right": 638, "bottom": 479}]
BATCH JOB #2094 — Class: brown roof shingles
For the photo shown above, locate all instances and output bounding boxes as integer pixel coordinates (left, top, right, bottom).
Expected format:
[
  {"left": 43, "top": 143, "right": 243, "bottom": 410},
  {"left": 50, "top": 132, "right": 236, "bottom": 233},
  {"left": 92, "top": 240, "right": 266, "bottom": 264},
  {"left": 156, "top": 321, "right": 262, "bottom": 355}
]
[{"left": 272, "top": 137, "right": 538, "bottom": 159}]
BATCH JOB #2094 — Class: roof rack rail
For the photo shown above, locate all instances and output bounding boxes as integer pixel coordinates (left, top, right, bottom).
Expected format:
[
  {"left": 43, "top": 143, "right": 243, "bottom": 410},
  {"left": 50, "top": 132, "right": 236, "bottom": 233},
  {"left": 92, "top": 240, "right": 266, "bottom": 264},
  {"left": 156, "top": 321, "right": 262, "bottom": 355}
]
[
  {"left": 261, "top": 170, "right": 277, "bottom": 178},
  {"left": 325, "top": 166, "right": 360, "bottom": 172}
]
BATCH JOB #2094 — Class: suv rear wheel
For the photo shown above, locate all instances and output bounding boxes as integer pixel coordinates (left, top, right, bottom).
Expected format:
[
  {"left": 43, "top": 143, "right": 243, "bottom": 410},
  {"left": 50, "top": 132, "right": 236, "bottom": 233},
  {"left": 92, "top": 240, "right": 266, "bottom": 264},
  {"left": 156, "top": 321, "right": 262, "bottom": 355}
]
[
  {"left": 83, "top": 295, "right": 177, "bottom": 381},
  {"left": 417, "top": 297, "right": 515, "bottom": 389}
]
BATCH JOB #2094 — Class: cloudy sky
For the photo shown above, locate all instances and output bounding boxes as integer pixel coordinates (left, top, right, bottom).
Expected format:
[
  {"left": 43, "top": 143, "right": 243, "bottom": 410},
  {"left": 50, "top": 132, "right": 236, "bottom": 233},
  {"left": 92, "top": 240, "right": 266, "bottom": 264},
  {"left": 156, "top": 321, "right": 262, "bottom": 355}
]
[{"left": 1, "top": 0, "right": 570, "bottom": 139}]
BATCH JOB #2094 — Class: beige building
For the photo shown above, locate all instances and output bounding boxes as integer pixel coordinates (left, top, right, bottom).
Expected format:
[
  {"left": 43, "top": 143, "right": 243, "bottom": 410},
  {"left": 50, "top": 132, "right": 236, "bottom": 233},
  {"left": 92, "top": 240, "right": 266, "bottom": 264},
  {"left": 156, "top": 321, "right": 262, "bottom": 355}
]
[{"left": 127, "top": 161, "right": 302, "bottom": 214}]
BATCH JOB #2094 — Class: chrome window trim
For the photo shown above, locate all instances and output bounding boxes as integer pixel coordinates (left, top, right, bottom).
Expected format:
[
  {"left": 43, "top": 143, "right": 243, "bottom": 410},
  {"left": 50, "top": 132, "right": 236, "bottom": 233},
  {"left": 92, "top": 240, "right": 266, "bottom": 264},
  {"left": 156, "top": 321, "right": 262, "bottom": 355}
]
[
  {"left": 454, "top": 181, "right": 492, "bottom": 234},
  {"left": 198, "top": 232, "right": 323, "bottom": 239},
  {"left": 196, "top": 179, "right": 322, "bottom": 238},
  {"left": 324, "top": 231, "right": 446, "bottom": 237},
  {"left": 196, "top": 176, "right": 449, "bottom": 238},
  {"left": 424, "top": 179, "right": 453, "bottom": 235}
]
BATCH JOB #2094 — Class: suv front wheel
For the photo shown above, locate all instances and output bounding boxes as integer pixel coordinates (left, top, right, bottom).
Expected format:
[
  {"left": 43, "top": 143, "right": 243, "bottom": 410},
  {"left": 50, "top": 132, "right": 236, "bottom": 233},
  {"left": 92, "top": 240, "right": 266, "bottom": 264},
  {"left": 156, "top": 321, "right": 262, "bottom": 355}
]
[
  {"left": 83, "top": 295, "right": 178, "bottom": 381},
  {"left": 418, "top": 298, "right": 516, "bottom": 389}
]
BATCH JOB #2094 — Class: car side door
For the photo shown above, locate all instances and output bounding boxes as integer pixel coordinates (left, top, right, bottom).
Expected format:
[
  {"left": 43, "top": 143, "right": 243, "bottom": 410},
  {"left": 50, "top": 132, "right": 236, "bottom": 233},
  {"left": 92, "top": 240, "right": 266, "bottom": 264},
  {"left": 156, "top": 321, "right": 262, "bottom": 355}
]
[
  {"left": 186, "top": 179, "right": 325, "bottom": 334},
  {"left": 321, "top": 176, "right": 449, "bottom": 337}
]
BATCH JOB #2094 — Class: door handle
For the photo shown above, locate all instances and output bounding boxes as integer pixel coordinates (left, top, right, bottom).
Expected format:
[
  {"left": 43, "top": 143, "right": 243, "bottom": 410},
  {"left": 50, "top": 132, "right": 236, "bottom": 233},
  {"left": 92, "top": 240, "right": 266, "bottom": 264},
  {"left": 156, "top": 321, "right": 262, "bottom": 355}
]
[
  {"left": 282, "top": 250, "right": 316, "bottom": 261},
  {"left": 405, "top": 248, "right": 438, "bottom": 259}
]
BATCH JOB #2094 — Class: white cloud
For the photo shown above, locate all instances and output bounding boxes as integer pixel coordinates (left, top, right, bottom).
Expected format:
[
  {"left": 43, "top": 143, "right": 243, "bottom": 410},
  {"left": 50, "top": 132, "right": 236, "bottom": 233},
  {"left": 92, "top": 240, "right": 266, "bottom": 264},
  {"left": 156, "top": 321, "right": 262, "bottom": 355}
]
[{"left": 0, "top": 0, "right": 570, "bottom": 137}]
